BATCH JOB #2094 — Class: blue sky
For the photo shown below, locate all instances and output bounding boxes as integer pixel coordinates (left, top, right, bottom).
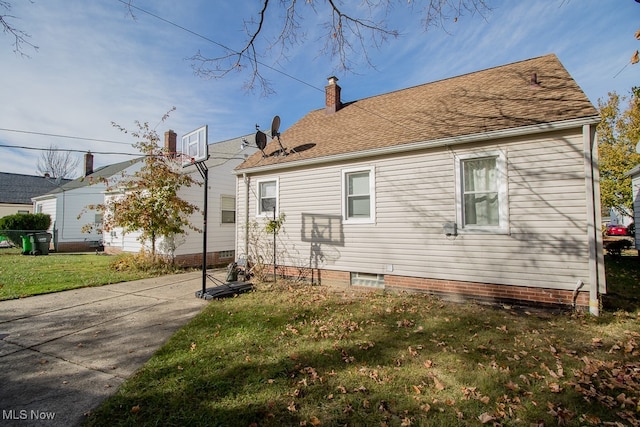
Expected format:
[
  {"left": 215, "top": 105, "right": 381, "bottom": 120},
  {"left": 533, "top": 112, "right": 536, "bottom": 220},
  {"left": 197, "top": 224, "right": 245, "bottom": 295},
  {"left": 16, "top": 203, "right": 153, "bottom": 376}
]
[{"left": 0, "top": 0, "right": 638, "bottom": 176}]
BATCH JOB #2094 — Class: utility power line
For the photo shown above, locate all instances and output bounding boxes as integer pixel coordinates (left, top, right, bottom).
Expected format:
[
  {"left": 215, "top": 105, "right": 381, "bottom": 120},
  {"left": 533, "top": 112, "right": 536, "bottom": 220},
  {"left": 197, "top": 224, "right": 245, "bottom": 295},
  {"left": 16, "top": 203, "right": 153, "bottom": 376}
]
[
  {"left": 0, "top": 127, "right": 131, "bottom": 145},
  {"left": 0, "top": 143, "right": 140, "bottom": 157}
]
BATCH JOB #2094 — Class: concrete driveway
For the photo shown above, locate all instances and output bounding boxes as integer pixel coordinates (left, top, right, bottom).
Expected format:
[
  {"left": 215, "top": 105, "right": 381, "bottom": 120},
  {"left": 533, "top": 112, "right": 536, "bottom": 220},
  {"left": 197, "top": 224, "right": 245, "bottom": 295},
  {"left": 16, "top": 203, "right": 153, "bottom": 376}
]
[{"left": 0, "top": 271, "right": 218, "bottom": 426}]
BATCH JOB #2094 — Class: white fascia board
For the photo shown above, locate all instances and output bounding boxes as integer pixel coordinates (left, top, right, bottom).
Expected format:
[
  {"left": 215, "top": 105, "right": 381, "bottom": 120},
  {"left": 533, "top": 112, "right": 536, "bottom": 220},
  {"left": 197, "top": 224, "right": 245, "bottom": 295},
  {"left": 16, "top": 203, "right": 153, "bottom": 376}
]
[
  {"left": 235, "top": 116, "right": 600, "bottom": 175},
  {"left": 31, "top": 194, "right": 58, "bottom": 202}
]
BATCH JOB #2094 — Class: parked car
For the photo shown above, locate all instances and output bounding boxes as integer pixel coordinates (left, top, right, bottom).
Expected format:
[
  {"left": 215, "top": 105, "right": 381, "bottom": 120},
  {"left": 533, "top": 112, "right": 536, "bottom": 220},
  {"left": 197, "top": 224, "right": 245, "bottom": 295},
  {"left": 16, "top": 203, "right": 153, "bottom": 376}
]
[
  {"left": 606, "top": 224, "right": 629, "bottom": 236},
  {"left": 0, "top": 235, "right": 14, "bottom": 248}
]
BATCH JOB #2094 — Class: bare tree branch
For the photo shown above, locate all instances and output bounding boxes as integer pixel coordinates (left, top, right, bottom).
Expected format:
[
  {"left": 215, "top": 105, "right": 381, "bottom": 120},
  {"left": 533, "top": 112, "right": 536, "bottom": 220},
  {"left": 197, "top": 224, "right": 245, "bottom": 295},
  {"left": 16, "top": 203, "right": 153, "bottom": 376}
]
[
  {"left": 1, "top": 0, "right": 38, "bottom": 57},
  {"left": 419, "top": 0, "right": 491, "bottom": 33},
  {"left": 36, "top": 144, "right": 80, "bottom": 180},
  {"left": 128, "top": 0, "right": 492, "bottom": 94}
]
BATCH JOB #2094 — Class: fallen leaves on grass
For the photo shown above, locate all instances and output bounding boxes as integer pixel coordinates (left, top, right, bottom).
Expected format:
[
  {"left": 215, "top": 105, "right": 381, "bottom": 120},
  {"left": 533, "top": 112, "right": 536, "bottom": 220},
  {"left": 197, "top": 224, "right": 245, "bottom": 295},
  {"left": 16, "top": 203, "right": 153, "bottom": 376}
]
[{"left": 569, "top": 353, "right": 640, "bottom": 424}]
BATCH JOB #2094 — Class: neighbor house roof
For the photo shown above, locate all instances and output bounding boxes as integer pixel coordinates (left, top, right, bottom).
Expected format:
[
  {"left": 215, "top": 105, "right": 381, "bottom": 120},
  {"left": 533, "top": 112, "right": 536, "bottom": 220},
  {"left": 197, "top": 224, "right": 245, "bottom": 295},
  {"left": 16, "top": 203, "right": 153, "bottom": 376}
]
[
  {"left": 0, "top": 172, "right": 72, "bottom": 204},
  {"left": 626, "top": 164, "right": 640, "bottom": 178},
  {"left": 33, "top": 158, "right": 143, "bottom": 199},
  {"left": 236, "top": 54, "right": 598, "bottom": 172}
]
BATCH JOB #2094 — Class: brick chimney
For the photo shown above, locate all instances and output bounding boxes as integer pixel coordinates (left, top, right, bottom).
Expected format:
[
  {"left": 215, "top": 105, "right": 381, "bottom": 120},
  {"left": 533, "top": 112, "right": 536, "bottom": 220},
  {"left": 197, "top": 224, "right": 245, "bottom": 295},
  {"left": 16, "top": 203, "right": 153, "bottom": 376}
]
[
  {"left": 84, "top": 151, "right": 94, "bottom": 176},
  {"left": 164, "top": 129, "right": 177, "bottom": 158},
  {"left": 325, "top": 76, "right": 342, "bottom": 114}
]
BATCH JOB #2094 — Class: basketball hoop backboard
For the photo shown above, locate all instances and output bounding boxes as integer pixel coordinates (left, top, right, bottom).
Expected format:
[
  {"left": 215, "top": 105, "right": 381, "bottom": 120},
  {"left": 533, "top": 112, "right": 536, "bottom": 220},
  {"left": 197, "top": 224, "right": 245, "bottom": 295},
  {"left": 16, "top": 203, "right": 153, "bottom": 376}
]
[{"left": 181, "top": 125, "right": 208, "bottom": 167}]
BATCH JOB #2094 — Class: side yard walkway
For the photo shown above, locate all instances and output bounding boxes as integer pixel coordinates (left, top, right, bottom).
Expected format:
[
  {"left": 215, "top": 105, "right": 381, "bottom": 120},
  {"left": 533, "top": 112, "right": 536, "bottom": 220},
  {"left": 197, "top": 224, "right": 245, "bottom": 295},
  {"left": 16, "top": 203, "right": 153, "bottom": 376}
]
[{"left": 0, "top": 271, "right": 218, "bottom": 426}]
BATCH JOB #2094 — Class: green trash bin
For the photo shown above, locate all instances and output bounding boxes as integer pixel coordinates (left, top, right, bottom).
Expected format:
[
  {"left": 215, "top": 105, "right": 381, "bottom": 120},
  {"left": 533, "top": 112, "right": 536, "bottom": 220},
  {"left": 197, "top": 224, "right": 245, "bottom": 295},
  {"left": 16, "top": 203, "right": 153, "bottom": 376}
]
[
  {"left": 29, "top": 232, "right": 52, "bottom": 255},
  {"left": 21, "top": 235, "right": 33, "bottom": 255}
]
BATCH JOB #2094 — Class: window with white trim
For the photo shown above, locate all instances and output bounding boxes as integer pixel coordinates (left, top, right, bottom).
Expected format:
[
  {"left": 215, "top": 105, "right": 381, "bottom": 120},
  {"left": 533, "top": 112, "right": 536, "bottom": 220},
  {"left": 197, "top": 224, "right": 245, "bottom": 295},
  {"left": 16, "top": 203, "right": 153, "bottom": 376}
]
[
  {"left": 221, "top": 195, "right": 235, "bottom": 224},
  {"left": 257, "top": 179, "right": 277, "bottom": 216},
  {"left": 342, "top": 167, "right": 375, "bottom": 223},
  {"left": 455, "top": 151, "right": 508, "bottom": 232}
]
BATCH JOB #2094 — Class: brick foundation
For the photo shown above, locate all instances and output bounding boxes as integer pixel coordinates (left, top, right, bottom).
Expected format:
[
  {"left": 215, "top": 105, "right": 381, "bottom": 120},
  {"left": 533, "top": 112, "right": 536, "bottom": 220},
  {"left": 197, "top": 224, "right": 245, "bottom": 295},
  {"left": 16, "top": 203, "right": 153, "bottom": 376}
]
[
  {"left": 56, "top": 241, "right": 102, "bottom": 253},
  {"left": 103, "top": 247, "right": 234, "bottom": 269},
  {"left": 173, "top": 251, "right": 235, "bottom": 268},
  {"left": 275, "top": 265, "right": 590, "bottom": 310}
]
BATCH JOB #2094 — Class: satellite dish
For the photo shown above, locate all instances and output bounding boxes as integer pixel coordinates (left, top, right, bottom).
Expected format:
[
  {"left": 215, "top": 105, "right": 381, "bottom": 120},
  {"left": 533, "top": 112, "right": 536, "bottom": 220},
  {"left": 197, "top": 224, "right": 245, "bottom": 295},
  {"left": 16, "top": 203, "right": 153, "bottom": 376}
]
[
  {"left": 270, "top": 115, "right": 287, "bottom": 155},
  {"left": 271, "top": 115, "right": 281, "bottom": 138},
  {"left": 255, "top": 131, "right": 267, "bottom": 150}
]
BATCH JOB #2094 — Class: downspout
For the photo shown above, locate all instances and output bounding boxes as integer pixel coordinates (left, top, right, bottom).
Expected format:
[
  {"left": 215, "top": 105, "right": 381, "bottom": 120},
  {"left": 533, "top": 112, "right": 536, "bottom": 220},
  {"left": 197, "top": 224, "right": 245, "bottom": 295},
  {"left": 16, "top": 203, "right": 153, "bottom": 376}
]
[
  {"left": 584, "top": 123, "right": 604, "bottom": 316},
  {"left": 243, "top": 173, "right": 250, "bottom": 260}
]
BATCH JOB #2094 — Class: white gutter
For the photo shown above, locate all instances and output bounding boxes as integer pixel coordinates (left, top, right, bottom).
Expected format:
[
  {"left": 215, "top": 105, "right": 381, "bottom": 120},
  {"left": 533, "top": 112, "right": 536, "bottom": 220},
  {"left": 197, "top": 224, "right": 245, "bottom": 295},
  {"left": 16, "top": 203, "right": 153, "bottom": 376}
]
[
  {"left": 234, "top": 116, "right": 600, "bottom": 175},
  {"left": 243, "top": 173, "right": 249, "bottom": 260}
]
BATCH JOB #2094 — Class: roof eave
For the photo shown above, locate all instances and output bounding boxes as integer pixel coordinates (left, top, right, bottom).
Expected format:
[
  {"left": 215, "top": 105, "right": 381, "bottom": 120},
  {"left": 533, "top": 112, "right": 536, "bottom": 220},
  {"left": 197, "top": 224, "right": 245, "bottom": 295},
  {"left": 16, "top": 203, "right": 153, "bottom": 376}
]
[
  {"left": 235, "top": 116, "right": 600, "bottom": 175},
  {"left": 625, "top": 164, "right": 640, "bottom": 177}
]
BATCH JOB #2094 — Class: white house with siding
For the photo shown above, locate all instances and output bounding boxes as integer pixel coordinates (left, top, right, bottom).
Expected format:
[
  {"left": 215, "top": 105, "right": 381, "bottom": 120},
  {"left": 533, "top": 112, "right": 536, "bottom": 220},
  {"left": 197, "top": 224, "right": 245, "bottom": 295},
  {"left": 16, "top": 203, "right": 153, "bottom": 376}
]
[
  {"left": 103, "top": 131, "right": 256, "bottom": 267},
  {"left": 32, "top": 153, "right": 141, "bottom": 252},
  {"left": 234, "top": 54, "right": 605, "bottom": 313},
  {"left": 626, "top": 164, "right": 640, "bottom": 253}
]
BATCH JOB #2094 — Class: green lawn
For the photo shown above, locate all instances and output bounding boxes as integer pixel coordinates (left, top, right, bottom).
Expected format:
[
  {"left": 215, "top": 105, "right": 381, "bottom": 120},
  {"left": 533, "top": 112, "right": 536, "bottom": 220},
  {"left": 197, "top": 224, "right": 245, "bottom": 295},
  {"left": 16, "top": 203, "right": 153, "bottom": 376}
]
[
  {"left": 0, "top": 248, "right": 177, "bottom": 300},
  {"left": 83, "top": 252, "right": 640, "bottom": 427}
]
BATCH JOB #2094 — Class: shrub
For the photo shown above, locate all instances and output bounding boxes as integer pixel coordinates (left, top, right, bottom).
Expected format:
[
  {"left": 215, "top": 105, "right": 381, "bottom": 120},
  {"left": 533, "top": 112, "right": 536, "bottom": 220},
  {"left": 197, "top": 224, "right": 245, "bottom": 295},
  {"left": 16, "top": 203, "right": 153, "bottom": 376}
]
[
  {"left": 0, "top": 213, "right": 51, "bottom": 246},
  {"left": 109, "top": 249, "right": 176, "bottom": 274}
]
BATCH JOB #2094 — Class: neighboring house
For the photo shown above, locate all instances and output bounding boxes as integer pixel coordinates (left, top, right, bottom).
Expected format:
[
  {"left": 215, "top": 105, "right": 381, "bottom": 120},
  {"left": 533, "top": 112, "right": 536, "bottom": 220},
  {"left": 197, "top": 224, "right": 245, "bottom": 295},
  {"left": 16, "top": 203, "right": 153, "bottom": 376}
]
[
  {"left": 626, "top": 164, "right": 640, "bottom": 253},
  {"left": 32, "top": 153, "right": 142, "bottom": 252},
  {"left": 235, "top": 54, "right": 605, "bottom": 312},
  {"left": 103, "top": 131, "right": 257, "bottom": 267},
  {"left": 0, "top": 172, "right": 71, "bottom": 217},
  {"left": 606, "top": 207, "right": 633, "bottom": 227}
]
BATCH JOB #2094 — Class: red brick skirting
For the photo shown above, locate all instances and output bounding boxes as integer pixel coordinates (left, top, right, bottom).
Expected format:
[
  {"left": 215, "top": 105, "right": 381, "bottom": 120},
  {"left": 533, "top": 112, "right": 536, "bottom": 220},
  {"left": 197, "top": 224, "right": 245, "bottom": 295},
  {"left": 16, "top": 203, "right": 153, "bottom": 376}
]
[
  {"left": 103, "top": 247, "right": 234, "bottom": 269},
  {"left": 275, "top": 265, "right": 590, "bottom": 310},
  {"left": 56, "top": 242, "right": 100, "bottom": 253},
  {"left": 173, "top": 251, "right": 235, "bottom": 268}
]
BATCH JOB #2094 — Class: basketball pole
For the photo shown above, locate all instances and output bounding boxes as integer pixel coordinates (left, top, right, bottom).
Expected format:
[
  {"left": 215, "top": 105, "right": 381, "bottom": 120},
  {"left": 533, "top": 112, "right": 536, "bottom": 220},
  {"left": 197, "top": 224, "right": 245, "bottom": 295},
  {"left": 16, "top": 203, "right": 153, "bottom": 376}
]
[{"left": 195, "top": 161, "right": 208, "bottom": 297}]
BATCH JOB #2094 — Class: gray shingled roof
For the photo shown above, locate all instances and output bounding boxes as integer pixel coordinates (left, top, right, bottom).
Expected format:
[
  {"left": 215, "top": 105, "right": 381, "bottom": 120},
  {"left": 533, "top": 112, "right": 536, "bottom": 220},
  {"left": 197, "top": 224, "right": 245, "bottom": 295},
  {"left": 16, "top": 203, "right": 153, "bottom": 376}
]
[
  {"left": 237, "top": 54, "right": 598, "bottom": 171},
  {"left": 36, "top": 158, "right": 143, "bottom": 197},
  {"left": 0, "top": 172, "right": 72, "bottom": 204}
]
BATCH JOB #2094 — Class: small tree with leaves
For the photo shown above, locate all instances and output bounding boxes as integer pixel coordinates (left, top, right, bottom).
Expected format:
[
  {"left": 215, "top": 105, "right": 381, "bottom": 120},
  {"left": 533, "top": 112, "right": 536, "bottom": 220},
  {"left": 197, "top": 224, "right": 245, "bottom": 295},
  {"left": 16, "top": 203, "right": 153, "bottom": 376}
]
[
  {"left": 597, "top": 88, "right": 640, "bottom": 219},
  {"left": 82, "top": 112, "right": 201, "bottom": 259}
]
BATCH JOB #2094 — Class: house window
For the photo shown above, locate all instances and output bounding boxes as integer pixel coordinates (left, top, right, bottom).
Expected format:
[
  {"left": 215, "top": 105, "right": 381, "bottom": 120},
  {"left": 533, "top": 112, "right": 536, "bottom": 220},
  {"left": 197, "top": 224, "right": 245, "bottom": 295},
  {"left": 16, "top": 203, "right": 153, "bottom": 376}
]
[
  {"left": 455, "top": 151, "right": 508, "bottom": 232},
  {"left": 219, "top": 250, "right": 234, "bottom": 259},
  {"left": 258, "top": 180, "right": 277, "bottom": 216},
  {"left": 343, "top": 167, "right": 375, "bottom": 223},
  {"left": 221, "top": 195, "right": 236, "bottom": 224},
  {"left": 94, "top": 214, "right": 103, "bottom": 230}
]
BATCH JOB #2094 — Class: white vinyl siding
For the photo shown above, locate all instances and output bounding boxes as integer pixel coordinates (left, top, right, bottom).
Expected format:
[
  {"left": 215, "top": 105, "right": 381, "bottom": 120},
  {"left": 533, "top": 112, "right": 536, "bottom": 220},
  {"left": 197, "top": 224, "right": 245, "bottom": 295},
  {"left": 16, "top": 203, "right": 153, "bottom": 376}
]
[
  {"left": 170, "top": 154, "right": 244, "bottom": 257},
  {"left": 631, "top": 171, "right": 640, "bottom": 249},
  {"left": 237, "top": 129, "right": 596, "bottom": 293}
]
